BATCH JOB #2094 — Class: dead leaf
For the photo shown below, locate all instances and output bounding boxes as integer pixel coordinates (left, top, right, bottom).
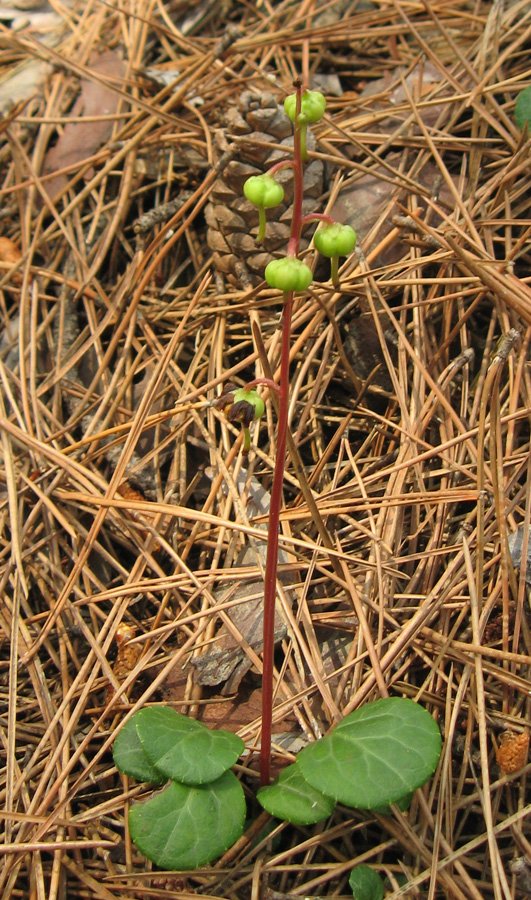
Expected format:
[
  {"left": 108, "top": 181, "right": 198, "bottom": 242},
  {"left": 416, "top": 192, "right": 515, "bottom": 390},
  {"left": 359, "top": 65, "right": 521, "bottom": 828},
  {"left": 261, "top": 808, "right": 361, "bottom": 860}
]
[
  {"left": 191, "top": 470, "right": 297, "bottom": 694},
  {"left": 199, "top": 685, "right": 263, "bottom": 731},
  {"left": 331, "top": 155, "right": 459, "bottom": 271},
  {"left": 42, "top": 49, "right": 126, "bottom": 201},
  {"left": 0, "top": 1, "right": 78, "bottom": 112},
  {"left": 510, "top": 857, "right": 531, "bottom": 894},
  {"left": 356, "top": 61, "right": 457, "bottom": 135},
  {"left": 191, "top": 543, "right": 290, "bottom": 694},
  {"left": 509, "top": 525, "right": 531, "bottom": 583}
]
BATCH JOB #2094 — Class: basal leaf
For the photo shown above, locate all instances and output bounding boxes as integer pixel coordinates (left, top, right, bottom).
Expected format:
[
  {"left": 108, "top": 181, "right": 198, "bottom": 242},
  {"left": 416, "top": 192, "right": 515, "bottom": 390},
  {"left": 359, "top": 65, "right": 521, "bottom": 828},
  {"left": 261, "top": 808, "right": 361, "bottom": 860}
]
[
  {"left": 515, "top": 85, "right": 531, "bottom": 131},
  {"left": 257, "top": 763, "right": 335, "bottom": 825},
  {"left": 349, "top": 865, "right": 384, "bottom": 900},
  {"left": 372, "top": 791, "right": 412, "bottom": 814},
  {"left": 112, "top": 714, "right": 167, "bottom": 784},
  {"left": 129, "top": 770, "right": 246, "bottom": 869},
  {"left": 135, "top": 706, "right": 244, "bottom": 784},
  {"left": 296, "top": 698, "right": 441, "bottom": 809}
]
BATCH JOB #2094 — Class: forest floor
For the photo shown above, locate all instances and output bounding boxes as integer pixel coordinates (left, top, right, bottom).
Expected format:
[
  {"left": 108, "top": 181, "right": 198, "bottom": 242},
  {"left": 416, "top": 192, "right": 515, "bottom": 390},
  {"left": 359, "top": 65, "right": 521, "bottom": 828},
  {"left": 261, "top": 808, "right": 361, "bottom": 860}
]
[{"left": 1, "top": 0, "right": 531, "bottom": 898}]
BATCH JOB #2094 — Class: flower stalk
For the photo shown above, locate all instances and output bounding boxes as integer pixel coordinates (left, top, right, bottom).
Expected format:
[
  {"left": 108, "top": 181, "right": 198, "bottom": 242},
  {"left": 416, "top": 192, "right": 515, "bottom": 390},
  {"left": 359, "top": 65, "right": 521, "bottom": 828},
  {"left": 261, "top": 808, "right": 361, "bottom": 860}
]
[
  {"left": 260, "top": 288, "right": 293, "bottom": 785},
  {"left": 235, "top": 79, "right": 356, "bottom": 784},
  {"left": 260, "top": 81, "right": 305, "bottom": 786}
]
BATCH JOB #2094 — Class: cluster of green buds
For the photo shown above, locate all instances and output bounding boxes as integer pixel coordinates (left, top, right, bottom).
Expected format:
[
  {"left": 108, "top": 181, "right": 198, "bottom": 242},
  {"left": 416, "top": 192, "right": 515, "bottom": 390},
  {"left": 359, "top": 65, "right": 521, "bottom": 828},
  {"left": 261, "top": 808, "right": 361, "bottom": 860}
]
[
  {"left": 242, "top": 88, "right": 357, "bottom": 293},
  {"left": 216, "top": 383, "right": 265, "bottom": 452},
  {"left": 262, "top": 221, "right": 356, "bottom": 292},
  {"left": 219, "top": 85, "right": 358, "bottom": 451}
]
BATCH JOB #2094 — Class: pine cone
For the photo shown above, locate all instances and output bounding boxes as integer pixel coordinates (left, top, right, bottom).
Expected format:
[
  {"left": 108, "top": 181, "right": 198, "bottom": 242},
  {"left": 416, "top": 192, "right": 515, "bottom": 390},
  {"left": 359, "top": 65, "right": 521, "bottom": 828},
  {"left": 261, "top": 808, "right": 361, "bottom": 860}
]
[{"left": 206, "top": 91, "right": 325, "bottom": 285}]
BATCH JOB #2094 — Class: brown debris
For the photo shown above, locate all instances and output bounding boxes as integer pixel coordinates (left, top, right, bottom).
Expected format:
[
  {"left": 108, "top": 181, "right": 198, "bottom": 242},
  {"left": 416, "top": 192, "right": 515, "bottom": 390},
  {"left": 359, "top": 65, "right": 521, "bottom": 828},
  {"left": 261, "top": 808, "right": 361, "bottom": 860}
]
[
  {"left": 106, "top": 623, "right": 142, "bottom": 703},
  {"left": 496, "top": 731, "right": 530, "bottom": 775}
]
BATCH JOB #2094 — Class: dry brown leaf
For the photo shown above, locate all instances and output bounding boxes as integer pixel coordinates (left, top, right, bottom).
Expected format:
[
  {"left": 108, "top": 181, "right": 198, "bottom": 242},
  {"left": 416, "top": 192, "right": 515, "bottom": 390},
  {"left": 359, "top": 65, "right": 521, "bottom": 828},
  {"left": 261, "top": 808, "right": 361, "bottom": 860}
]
[
  {"left": 191, "top": 472, "right": 296, "bottom": 694},
  {"left": 356, "top": 61, "right": 456, "bottom": 135},
  {"left": 331, "top": 155, "right": 458, "bottom": 271},
  {"left": 42, "top": 49, "right": 126, "bottom": 201}
]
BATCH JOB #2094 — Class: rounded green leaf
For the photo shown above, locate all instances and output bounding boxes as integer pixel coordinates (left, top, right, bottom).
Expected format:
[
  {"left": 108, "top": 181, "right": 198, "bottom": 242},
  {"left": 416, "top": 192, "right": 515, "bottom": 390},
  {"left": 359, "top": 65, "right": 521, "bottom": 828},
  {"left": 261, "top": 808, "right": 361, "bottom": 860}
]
[
  {"left": 257, "top": 763, "right": 335, "bottom": 825},
  {"left": 372, "top": 791, "right": 412, "bottom": 815},
  {"left": 129, "top": 770, "right": 246, "bottom": 869},
  {"left": 515, "top": 85, "right": 531, "bottom": 131},
  {"left": 113, "top": 715, "right": 167, "bottom": 784},
  {"left": 349, "top": 865, "right": 384, "bottom": 900},
  {"left": 135, "top": 707, "right": 244, "bottom": 784},
  {"left": 296, "top": 698, "right": 441, "bottom": 809}
]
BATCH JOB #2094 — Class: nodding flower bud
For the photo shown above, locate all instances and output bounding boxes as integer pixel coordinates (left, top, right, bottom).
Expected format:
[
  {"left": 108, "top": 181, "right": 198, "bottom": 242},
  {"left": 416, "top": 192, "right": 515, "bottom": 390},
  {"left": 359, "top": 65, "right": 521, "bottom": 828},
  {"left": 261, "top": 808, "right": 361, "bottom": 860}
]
[
  {"left": 216, "top": 385, "right": 265, "bottom": 427},
  {"left": 243, "top": 174, "right": 284, "bottom": 242},
  {"left": 314, "top": 223, "right": 357, "bottom": 258},
  {"left": 284, "top": 90, "right": 326, "bottom": 125},
  {"left": 243, "top": 174, "right": 284, "bottom": 209},
  {"left": 265, "top": 257, "right": 313, "bottom": 292},
  {"left": 217, "top": 384, "right": 265, "bottom": 453}
]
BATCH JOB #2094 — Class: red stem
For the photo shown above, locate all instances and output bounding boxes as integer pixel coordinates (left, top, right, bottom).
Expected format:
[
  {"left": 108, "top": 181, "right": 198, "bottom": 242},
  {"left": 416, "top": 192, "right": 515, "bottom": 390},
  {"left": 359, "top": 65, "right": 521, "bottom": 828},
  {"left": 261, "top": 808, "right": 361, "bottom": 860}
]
[
  {"left": 300, "top": 212, "right": 335, "bottom": 228},
  {"left": 244, "top": 377, "right": 281, "bottom": 395},
  {"left": 267, "top": 159, "right": 296, "bottom": 178},
  {"left": 260, "top": 82, "right": 303, "bottom": 786},
  {"left": 259, "top": 290, "right": 293, "bottom": 786},
  {"left": 287, "top": 86, "right": 304, "bottom": 259}
]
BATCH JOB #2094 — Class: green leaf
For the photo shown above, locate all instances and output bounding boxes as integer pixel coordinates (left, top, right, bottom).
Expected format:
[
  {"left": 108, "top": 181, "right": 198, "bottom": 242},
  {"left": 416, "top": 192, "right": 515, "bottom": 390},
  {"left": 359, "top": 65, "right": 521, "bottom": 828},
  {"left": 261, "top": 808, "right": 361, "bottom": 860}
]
[
  {"left": 515, "top": 85, "right": 531, "bottom": 131},
  {"left": 257, "top": 763, "right": 335, "bottom": 825},
  {"left": 349, "top": 865, "right": 384, "bottom": 900},
  {"left": 112, "top": 715, "right": 167, "bottom": 784},
  {"left": 134, "top": 707, "right": 244, "bottom": 784},
  {"left": 372, "top": 791, "right": 413, "bottom": 815},
  {"left": 129, "top": 770, "right": 246, "bottom": 869},
  {"left": 296, "top": 698, "right": 441, "bottom": 810}
]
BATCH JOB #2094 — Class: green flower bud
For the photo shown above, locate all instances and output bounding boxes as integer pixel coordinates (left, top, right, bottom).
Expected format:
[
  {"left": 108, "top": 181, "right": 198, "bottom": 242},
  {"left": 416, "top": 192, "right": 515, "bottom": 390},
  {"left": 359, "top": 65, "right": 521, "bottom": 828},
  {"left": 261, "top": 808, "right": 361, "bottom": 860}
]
[
  {"left": 314, "top": 223, "right": 357, "bottom": 258},
  {"left": 243, "top": 174, "right": 284, "bottom": 209},
  {"left": 232, "top": 388, "right": 265, "bottom": 422},
  {"left": 284, "top": 90, "right": 326, "bottom": 125},
  {"left": 265, "top": 257, "right": 313, "bottom": 292},
  {"left": 216, "top": 385, "right": 265, "bottom": 426}
]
